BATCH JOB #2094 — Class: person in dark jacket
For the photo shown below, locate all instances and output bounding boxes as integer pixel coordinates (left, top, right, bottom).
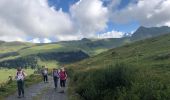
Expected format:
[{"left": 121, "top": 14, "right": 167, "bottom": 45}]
[{"left": 52, "top": 68, "right": 59, "bottom": 89}]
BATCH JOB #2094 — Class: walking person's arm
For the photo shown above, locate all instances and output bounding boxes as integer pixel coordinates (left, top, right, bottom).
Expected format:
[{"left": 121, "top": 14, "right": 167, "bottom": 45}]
[
  {"left": 15, "top": 72, "right": 18, "bottom": 80},
  {"left": 65, "top": 71, "right": 68, "bottom": 80},
  {"left": 22, "top": 71, "right": 27, "bottom": 78}
]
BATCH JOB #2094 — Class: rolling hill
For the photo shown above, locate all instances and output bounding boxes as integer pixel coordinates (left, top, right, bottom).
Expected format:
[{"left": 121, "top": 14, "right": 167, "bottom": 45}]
[
  {"left": 0, "top": 36, "right": 130, "bottom": 68},
  {"left": 131, "top": 26, "right": 170, "bottom": 41},
  {"left": 67, "top": 33, "right": 170, "bottom": 100},
  {"left": 1, "top": 26, "right": 170, "bottom": 68}
]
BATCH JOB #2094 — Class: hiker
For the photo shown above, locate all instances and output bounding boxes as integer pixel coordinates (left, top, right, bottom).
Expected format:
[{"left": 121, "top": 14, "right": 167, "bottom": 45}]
[
  {"left": 41, "top": 67, "right": 48, "bottom": 83},
  {"left": 59, "top": 67, "right": 67, "bottom": 93},
  {"left": 15, "top": 67, "right": 27, "bottom": 98},
  {"left": 52, "top": 68, "right": 59, "bottom": 89}
]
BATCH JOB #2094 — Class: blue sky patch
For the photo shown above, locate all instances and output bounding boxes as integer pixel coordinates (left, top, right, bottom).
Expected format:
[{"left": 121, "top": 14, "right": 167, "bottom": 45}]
[{"left": 48, "top": 0, "right": 79, "bottom": 12}]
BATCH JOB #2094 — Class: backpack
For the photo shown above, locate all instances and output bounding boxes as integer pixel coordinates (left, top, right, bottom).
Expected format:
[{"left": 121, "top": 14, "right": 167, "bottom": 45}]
[
  {"left": 16, "top": 71, "right": 25, "bottom": 80},
  {"left": 53, "top": 71, "right": 59, "bottom": 77},
  {"left": 60, "top": 71, "right": 67, "bottom": 80},
  {"left": 17, "top": 71, "right": 25, "bottom": 76},
  {"left": 43, "top": 70, "right": 48, "bottom": 75}
]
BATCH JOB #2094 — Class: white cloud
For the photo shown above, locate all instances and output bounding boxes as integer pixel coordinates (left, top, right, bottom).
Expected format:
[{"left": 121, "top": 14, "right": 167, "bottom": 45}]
[
  {"left": 70, "top": 0, "right": 109, "bottom": 38},
  {"left": 0, "top": 36, "right": 26, "bottom": 42},
  {"left": 109, "top": 0, "right": 170, "bottom": 27},
  {"left": 43, "top": 38, "right": 52, "bottom": 43},
  {"left": 98, "top": 30, "right": 124, "bottom": 38},
  {"left": 0, "top": 0, "right": 110, "bottom": 42},
  {"left": 28, "top": 38, "right": 52, "bottom": 43},
  {"left": 0, "top": 0, "right": 73, "bottom": 41},
  {"left": 29, "top": 38, "right": 41, "bottom": 43},
  {"left": 1, "top": 0, "right": 169, "bottom": 42}
]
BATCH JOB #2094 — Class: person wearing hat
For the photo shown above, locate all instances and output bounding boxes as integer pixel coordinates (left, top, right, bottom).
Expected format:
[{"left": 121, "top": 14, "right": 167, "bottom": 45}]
[{"left": 15, "top": 67, "right": 27, "bottom": 98}]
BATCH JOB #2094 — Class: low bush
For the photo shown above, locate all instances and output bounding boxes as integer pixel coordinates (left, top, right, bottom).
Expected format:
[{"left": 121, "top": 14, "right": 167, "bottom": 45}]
[
  {"left": 70, "top": 63, "right": 136, "bottom": 100},
  {"left": 69, "top": 63, "right": 170, "bottom": 100}
]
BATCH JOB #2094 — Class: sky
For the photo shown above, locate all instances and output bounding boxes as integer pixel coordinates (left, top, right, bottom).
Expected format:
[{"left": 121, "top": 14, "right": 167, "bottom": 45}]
[{"left": 0, "top": 0, "right": 170, "bottom": 43}]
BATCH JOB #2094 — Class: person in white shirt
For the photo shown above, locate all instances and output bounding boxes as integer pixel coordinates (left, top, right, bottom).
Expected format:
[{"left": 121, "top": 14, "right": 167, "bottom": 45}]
[
  {"left": 15, "top": 67, "right": 27, "bottom": 98},
  {"left": 41, "top": 67, "right": 48, "bottom": 83}
]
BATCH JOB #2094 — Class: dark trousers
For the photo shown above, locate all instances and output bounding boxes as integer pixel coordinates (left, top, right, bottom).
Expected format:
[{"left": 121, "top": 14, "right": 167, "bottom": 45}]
[
  {"left": 43, "top": 75, "right": 48, "bottom": 82},
  {"left": 17, "top": 80, "right": 24, "bottom": 96},
  {"left": 53, "top": 77, "right": 58, "bottom": 88},
  {"left": 60, "top": 80, "right": 66, "bottom": 87}
]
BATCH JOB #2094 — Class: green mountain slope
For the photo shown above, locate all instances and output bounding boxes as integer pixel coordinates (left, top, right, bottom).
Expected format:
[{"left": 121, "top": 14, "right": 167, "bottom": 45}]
[
  {"left": 131, "top": 26, "right": 170, "bottom": 41},
  {"left": 68, "top": 33, "right": 170, "bottom": 100},
  {"left": 0, "top": 41, "right": 34, "bottom": 54},
  {"left": 70, "top": 33, "right": 170, "bottom": 69},
  {"left": 0, "top": 37, "right": 128, "bottom": 58},
  {"left": 1, "top": 26, "right": 170, "bottom": 69},
  {"left": 2, "top": 26, "right": 170, "bottom": 59},
  {"left": 0, "top": 37, "right": 130, "bottom": 68}
]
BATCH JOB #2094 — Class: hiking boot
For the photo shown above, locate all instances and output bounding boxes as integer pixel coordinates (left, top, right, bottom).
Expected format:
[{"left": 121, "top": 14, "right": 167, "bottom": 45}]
[
  {"left": 58, "top": 90, "right": 64, "bottom": 93},
  {"left": 17, "top": 96, "right": 21, "bottom": 98}
]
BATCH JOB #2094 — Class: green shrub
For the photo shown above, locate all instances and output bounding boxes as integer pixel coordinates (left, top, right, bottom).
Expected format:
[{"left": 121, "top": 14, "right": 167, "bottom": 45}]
[
  {"left": 72, "top": 63, "right": 136, "bottom": 100},
  {"left": 113, "top": 70, "right": 170, "bottom": 100},
  {"left": 69, "top": 62, "right": 170, "bottom": 100}
]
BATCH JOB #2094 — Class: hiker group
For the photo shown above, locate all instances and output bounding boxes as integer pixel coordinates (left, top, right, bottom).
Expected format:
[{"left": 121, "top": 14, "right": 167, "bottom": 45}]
[
  {"left": 41, "top": 66, "right": 67, "bottom": 93},
  {"left": 15, "top": 66, "right": 67, "bottom": 98}
]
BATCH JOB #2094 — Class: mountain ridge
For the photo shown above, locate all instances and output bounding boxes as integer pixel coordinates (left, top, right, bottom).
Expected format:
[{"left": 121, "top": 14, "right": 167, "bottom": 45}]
[
  {"left": 131, "top": 26, "right": 170, "bottom": 41},
  {"left": 1, "top": 26, "right": 170, "bottom": 68}
]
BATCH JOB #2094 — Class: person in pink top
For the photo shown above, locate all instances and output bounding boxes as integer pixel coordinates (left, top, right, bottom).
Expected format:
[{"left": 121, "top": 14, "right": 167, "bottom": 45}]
[{"left": 59, "top": 67, "right": 67, "bottom": 93}]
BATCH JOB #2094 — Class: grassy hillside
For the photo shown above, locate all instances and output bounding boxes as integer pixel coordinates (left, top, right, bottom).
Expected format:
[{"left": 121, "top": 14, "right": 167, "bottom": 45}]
[
  {"left": 0, "top": 41, "right": 34, "bottom": 54},
  {"left": 0, "top": 26, "right": 170, "bottom": 63},
  {"left": 68, "top": 33, "right": 170, "bottom": 100},
  {"left": 1, "top": 26, "right": 170, "bottom": 69},
  {"left": 16, "top": 37, "right": 130, "bottom": 57},
  {"left": 131, "top": 26, "right": 170, "bottom": 41},
  {"left": 0, "top": 37, "right": 130, "bottom": 68}
]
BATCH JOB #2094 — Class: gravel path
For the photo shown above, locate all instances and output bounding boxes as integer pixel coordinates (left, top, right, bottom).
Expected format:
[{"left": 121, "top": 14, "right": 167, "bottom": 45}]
[{"left": 5, "top": 76, "right": 68, "bottom": 100}]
